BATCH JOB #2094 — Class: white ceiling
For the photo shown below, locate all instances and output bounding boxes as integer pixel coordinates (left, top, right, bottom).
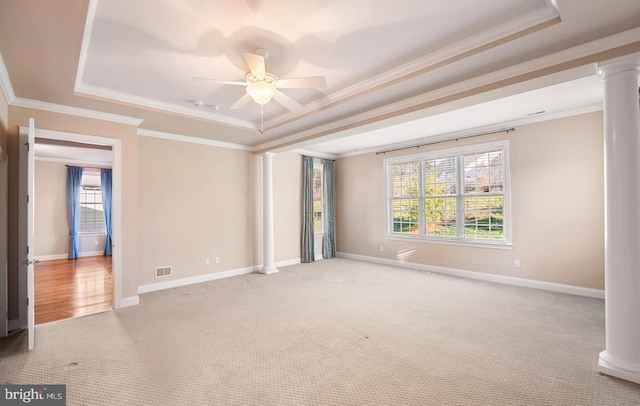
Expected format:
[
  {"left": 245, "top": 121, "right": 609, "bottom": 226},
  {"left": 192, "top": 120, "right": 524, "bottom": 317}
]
[
  {"left": 306, "top": 73, "right": 605, "bottom": 156},
  {"left": 1, "top": 0, "right": 639, "bottom": 157}
]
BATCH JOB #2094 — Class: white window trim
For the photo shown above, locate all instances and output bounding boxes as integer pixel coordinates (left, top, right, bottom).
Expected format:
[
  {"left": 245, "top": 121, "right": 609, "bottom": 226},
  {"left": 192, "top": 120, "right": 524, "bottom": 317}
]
[
  {"left": 383, "top": 140, "right": 512, "bottom": 248},
  {"left": 79, "top": 185, "right": 106, "bottom": 235}
]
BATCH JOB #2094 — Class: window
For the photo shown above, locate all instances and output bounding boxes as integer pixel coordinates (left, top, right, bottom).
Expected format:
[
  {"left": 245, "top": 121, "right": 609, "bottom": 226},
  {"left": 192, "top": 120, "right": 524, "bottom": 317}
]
[
  {"left": 385, "top": 140, "right": 510, "bottom": 246},
  {"left": 79, "top": 171, "right": 106, "bottom": 233},
  {"left": 313, "top": 164, "right": 323, "bottom": 232}
]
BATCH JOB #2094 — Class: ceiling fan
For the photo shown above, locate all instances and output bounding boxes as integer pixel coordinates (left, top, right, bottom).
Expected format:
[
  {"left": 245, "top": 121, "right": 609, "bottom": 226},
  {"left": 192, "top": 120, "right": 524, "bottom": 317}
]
[{"left": 193, "top": 49, "right": 327, "bottom": 132}]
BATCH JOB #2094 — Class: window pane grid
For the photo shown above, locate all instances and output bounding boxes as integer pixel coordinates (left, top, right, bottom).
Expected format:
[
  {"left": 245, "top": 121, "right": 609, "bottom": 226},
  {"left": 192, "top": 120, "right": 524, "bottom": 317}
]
[
  {"left": 313, "top": 167, "right": 323, "bottom": 231},
  {"left": 391, "top": 198, "right": 419, "bottom": 234},
  {"left": 391, "top": 162, "right": 419, "bottom": 197},
  {"left": 425, "top": 197, "right": 457, "bottom": 237},
  {"left": 386, "top": 143, "right": 508, "bottom": 244},
  {"left": 464, "top": 195, "right": 504, "bottom": 239},
  {"left": 463, "top": 150, "right": 504, "bottom": 195},
  {"left": 79, "top": 188, "right": 106, "bottom": 233},
  {"left": 424, "top": 157, "right": 456, "bottom": 196}
]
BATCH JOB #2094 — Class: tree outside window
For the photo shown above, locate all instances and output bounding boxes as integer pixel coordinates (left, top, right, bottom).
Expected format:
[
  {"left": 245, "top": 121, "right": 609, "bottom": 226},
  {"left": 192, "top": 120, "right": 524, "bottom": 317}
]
[
  {"left": 313, "top": 165, "right": 323, "bottom": 232},
  {"left": 385, "top": 140, "right": 510, "bottom": 246}
]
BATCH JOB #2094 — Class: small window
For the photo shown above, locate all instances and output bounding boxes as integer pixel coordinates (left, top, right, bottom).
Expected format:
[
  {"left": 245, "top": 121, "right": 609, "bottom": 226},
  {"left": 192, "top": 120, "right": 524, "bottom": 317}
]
[
  {"left": 384, "top": 140, "right": 511, "bottom": 246},
  {"left": 313, "top": 165, "right": 323, "bottom": 232},
  {"left": 79, "top": 171, "right": 105, "bottom": 233}
]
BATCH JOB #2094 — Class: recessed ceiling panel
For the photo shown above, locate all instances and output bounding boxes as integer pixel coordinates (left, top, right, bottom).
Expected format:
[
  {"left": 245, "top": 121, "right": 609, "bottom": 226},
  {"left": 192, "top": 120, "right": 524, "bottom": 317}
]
[{"left": 79, "top": 0, "right": 547, "bottom": 127}]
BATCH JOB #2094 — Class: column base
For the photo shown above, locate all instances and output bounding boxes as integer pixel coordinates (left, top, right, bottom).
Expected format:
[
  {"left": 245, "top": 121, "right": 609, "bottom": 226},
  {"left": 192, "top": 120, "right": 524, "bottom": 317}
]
[
  {"left": 598, "top": 351, "right": 640, "bottom": 384},
  {"left": 259, "top": 266, "right": 279, "bottom": 275}
]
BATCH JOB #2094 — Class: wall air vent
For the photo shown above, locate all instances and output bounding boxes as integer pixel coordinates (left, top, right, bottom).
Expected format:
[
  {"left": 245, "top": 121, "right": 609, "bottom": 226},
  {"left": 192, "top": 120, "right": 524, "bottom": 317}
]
[{"left": 155, "top": 266, "right": 172, "bottom": 278}]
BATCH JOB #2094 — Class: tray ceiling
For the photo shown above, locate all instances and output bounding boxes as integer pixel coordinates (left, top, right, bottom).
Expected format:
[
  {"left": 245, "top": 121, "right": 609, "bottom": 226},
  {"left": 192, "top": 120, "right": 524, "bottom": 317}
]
[{"left": 1, "top": 0, "right": 640, "bottom": 155}]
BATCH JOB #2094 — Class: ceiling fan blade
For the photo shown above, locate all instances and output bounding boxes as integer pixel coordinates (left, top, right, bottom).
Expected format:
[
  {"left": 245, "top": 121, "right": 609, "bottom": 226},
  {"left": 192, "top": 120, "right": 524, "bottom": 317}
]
[
  {"left": 273, "top": 90, "right": 303, "bottom": 112},
  {"left": 243, "top": 52, "right": 266, "bottom": 78},
  {"left": 276, "top": 76, "right": 327, "bottom": 89},
  {"left": 191, "top": 77, "right": 247, "bottom": 86},
  {"left": 230, "top": 93, "right": 252, "bottom": 110}
]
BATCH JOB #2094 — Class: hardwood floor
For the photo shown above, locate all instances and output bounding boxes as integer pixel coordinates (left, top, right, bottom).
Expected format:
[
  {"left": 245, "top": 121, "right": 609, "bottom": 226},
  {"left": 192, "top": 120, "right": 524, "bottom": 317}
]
[{"left": 35, "top": 255, "right": 113, "bottom": 325}]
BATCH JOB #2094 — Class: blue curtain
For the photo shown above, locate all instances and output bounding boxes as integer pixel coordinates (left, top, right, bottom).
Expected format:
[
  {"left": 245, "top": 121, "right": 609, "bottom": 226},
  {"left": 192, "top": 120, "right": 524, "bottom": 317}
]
[
  {"left": 100, "top": 168, "right": 113, "bottom": 256},
  {"left": 66, "top": 166, "right": 83, "bottom": 259},
  {"left": 322, "top": 160, "right": 336, "bottom": 259},
  {"left": 301, "top": 156, "right": 315, "bottom": 263}
]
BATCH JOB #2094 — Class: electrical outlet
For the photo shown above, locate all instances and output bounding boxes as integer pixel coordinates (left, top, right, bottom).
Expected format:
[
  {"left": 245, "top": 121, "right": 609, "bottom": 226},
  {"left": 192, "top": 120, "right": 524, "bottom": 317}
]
[
  {"left": 215, "top": 257, "right": 220, "bottom": 264},
  {"left": 513, "top": 260, "right": 521, "bottom": 268},
  {"left": 379, "top": 245, "right": 384, "bottom": 252},
  {"left": 204, "top": 258, "right": 209, "bottom": 265}
]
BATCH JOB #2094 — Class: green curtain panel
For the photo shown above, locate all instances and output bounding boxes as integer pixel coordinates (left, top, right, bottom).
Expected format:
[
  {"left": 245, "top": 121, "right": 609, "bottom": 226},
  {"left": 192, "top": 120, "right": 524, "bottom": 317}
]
[
  {"left": 301, "top": 156, "right": 315, "bottom": 263},
  {"left": 322, "top": 160, "right": 336, "bottom": 259}
]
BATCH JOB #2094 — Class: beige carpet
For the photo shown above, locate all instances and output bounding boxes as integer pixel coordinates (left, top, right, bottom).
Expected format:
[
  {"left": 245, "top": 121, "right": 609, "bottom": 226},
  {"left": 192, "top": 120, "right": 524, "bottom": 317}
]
[{"left": 1, "top": 258, "right": 639, "bottom": 405}]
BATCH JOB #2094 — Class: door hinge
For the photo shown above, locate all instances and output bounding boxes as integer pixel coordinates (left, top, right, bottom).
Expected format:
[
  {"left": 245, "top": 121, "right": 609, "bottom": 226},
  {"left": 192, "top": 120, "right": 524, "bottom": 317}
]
[
  {"left": 27, "top": 297, "right": 29, "bottom": 306},
  {"left": 27, "top": 194, "right": 29, "bottom": 203},
  {"left": 25, "top": 142, "right": 29, "bottom": 152}
]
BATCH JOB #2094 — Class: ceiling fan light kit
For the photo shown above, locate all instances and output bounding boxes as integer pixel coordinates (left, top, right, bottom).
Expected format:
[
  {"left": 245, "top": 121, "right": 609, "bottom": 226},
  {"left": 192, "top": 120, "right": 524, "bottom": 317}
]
[
  {"left": 192, "top": 49, "right": 327, "bottom": 133},
  {"left": 246, "top": 72, "right": 278, "bottom": 106}
]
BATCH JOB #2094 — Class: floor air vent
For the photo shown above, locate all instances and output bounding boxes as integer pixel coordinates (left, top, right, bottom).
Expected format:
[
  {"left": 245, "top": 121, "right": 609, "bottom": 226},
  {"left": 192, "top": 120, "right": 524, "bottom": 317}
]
[{"left": 155, "top": 266, "right": 172, "bottom": 278}]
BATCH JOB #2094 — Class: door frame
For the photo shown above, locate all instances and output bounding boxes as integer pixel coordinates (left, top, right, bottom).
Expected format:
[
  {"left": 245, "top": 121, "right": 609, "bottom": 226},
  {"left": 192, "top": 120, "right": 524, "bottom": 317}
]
[
  {"left": 0, "top": 146, "right": 7, "bottom": 338},
  {"left": 21, "top": 127, "right": 123, "bottom": 313}
]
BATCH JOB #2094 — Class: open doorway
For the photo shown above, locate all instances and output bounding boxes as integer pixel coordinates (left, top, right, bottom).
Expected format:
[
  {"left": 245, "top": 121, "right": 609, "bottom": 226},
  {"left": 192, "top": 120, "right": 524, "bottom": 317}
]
[{"left": 32, "top": 136, "right": 115, "bottom": 324}]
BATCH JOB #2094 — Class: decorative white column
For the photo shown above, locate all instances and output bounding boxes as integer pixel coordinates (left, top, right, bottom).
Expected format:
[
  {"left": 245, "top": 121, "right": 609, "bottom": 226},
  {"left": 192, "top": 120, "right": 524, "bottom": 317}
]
[
  {"left": 260, "top": 152, "right": 279, "bottom": 274},
  {"left": 596, "top": 52, "right": 640, "bottom": 384}
]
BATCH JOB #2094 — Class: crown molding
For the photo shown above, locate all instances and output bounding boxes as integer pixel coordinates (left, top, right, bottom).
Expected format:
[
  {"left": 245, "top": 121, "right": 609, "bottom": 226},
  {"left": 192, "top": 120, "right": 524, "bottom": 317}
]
[
  {"left": 254, "top": 27, "right": 639, "bottom": 154},
  {"left": 2, "top": 39, "right": 141, "bottom": 127},
  {"left": 137, "top": 128, "right": 252, "bottom": 151},
  {"left": 74, "top": 0, "right": 97, "bottom": 93},
  {"left": 263, "top": 0, "right": 562, "bottom": 131},
  {"left": 74, "top": 83, "right": 257, "bottom": 130},
  {"left": 0, "top": 51, "right": 15, "bottom": 104},
  {"left": 11, "top": 97, "right": 143, "bottom": 126}
]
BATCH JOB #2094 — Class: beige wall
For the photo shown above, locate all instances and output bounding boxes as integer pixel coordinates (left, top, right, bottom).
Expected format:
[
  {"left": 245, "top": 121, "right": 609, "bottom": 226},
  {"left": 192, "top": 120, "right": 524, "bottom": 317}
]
[
  {"left": 7, "top": 106, "right": 139, "bottom": 320},
  {"left": 273, "top": 152, "right": 302, "bottom": 262},
  {"left": 336, "top": 112, "right": 605, "bottom": 289},
  {"left": 34, "top": 160, "right": 67, "bottom": 257},
  {"left": 137, "top": 136, "right": 256, "bottom": 286},
  {"left": 2, "top": 95, "right": 605, "bottom": 320},
  {"left": 33, "top": 160, "right": 107, "bottom": 258}
]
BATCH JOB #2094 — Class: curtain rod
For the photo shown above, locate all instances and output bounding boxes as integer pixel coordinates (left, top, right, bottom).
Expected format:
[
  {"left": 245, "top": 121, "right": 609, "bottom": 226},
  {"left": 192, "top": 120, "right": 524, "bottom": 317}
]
[
  {"left": 65, "top": 165, "right": 111, "bottom": 170},
  {"left": 375, "top": 128, "right": 515, "bottom": 155},
  {"left": 303, "top": 155, "right": 335, "bottom": 162}
]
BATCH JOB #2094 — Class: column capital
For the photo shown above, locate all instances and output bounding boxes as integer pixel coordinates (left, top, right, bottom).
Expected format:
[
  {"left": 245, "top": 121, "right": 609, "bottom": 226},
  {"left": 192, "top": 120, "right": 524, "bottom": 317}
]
[
  {"left": 262, "top": 151, "right": 276, "bottom": 159},
  {"left": 597, "top": 52, "right": 640, "bottom": 79}
]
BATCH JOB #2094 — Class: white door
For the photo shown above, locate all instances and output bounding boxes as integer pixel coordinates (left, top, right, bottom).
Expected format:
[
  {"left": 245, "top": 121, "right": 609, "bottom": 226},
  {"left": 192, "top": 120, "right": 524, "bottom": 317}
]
[{"left": 18, "top": 118, "right": 36, "bottom": 350}]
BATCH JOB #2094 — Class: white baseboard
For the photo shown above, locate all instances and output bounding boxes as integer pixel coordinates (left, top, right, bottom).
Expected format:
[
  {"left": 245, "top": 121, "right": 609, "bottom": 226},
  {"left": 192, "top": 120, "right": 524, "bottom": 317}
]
[
  {"left": 137, "top": 258, "right": 301, "bottom": 295},
  {"left": 598, "top": 351, "right": 640, "bottom": 385},
  {"left": 337, "top": 252, "right": 605, "bottom": 299},
  {"left": 118, "top": 295, "right": 140, "bottom": 308},
  {"left": 276, "top": 258, "right": 302, "bottom": 268},
  {"left": 36, "top": 251, "right": 104, "bottom": 261},
  {"left": 138, "top": 266, "right": 256, "bottom": 294}
]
